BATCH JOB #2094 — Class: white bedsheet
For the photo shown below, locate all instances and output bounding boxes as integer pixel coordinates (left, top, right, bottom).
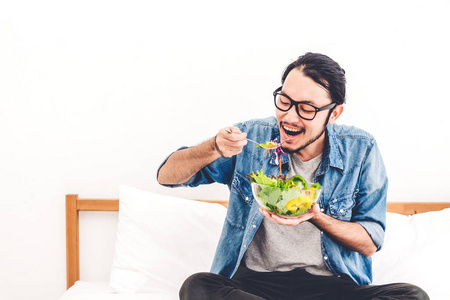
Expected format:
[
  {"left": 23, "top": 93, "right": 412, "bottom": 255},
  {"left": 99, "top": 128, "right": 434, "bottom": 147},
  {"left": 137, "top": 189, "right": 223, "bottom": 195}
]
[{"left": 59, "top": 281, "right": 178, "bottom": 300}]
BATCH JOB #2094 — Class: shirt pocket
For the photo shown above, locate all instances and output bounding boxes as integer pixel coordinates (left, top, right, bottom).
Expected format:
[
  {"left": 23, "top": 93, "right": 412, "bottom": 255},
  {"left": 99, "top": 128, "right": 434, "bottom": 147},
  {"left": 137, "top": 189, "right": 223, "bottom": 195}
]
[
  {"left": 231, "top": 172, "right": 254, "bottom": 206},
  {"left": 329, "top": 193, "right": 355, "bottom": 221},
  {"left": 228, "top": 172, "right": 254, "bottom": 229}
]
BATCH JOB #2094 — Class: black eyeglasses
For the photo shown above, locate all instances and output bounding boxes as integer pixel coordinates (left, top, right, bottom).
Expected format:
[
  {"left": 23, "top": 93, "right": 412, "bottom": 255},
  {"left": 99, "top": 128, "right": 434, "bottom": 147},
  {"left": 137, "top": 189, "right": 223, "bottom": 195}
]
[{"left": 273, "top": 87, "right": 336, "bottom": 120}]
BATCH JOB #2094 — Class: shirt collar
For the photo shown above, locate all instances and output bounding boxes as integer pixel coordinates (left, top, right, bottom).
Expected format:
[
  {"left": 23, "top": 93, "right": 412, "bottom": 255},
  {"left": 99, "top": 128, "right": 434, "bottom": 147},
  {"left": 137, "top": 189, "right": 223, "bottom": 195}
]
[
  {"left": 328, "top": 124, "right": 344, "bottom": 170},
  {"left": 316, "top": 124, "right": 344, "bottom": 176}
]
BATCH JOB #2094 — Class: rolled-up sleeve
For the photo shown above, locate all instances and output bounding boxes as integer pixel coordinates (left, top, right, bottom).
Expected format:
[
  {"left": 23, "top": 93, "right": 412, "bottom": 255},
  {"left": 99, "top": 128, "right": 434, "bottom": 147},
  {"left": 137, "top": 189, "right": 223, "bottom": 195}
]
[
  {"left": 355, "top": 220, "right": 385, "bottom": 250},
  {"left": 156, "top": 147, "right": 188, "bottom": 188}
]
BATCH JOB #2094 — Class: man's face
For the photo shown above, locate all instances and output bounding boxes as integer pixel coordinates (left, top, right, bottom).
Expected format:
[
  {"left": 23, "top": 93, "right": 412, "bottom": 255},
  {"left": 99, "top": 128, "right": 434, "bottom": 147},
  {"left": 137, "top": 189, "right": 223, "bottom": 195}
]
[{"left": 276, "top": 68, "right": 337, "bottom": 155}]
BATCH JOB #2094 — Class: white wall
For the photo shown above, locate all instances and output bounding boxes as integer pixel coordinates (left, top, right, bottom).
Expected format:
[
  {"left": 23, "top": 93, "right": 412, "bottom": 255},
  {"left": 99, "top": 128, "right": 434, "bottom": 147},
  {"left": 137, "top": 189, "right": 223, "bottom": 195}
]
[{"left": 1, "top": 0, "right": 449, "bottom": 299}]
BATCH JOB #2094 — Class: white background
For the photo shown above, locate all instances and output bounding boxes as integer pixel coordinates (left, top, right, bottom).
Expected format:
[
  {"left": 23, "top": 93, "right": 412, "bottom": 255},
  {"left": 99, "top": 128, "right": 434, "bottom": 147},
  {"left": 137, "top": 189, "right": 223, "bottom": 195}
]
[{"left": 1, "top": 0, "right": 450, "bottom": 299}]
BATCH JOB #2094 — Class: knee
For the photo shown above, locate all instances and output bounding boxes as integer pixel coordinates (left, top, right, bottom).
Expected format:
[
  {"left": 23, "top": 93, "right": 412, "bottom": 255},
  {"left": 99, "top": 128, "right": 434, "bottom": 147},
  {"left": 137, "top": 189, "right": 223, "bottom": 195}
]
[
  {"left": 404, "top": 284, "right": 429, "bottom": 300},
  {"left": 179, "top": 272, "right": 214, "bottom": 300},
  {"left": 392, "top": 283, "right": 429, "bottom": 300}
]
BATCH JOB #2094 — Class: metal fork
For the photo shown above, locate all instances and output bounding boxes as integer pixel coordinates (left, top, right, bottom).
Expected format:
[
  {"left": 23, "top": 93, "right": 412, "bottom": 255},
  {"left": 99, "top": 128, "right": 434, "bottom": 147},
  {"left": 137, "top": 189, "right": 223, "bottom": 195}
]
[{"left": 225, "top": 129, "right": 277, "bottom": 149}]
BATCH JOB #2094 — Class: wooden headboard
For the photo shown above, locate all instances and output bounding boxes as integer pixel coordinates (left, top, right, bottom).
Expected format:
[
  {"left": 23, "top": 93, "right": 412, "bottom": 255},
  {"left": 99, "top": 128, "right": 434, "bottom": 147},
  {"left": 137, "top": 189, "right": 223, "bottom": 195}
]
[
  {"left": 65, "top": 194, "right": 450, "bottom": 289},
  {"left": 65, "top": 194, "right": 229, "bottom": 289}
]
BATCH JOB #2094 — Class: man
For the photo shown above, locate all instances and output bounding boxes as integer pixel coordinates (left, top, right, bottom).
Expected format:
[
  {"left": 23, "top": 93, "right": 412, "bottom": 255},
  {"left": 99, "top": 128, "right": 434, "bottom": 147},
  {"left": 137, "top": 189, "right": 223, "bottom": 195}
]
[{"left": 157, "top": 53, "right": 428, "bottom": 299}]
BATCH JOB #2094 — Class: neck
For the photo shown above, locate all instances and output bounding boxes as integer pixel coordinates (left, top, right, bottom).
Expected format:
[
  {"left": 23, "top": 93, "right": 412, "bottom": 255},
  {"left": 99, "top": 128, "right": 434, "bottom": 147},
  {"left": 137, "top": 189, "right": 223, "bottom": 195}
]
[{"left": 295, "top": 133, "right": 326, "bottom": 162}]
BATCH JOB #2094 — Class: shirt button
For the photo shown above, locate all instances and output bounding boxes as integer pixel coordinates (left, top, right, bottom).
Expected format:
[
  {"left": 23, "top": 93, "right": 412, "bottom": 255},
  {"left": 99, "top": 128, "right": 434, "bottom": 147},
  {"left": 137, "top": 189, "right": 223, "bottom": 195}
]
[
  {"left": 252, "top": 225, "right": 256, "bottom": 228},
  {"left": 243, "top": 245, "right": 246, "bottom": 248},
  {"left": 324, "top": 256, "right": 328, "bottom": 260},
  {"left": 320, "top": 208, "right": 324, "bottom": 212},
  {"left": 339, "top": 209, "right": 344, "bottom": 213},
  {"left": 245, "top": 197, "right": 249, "bottom": 201}
]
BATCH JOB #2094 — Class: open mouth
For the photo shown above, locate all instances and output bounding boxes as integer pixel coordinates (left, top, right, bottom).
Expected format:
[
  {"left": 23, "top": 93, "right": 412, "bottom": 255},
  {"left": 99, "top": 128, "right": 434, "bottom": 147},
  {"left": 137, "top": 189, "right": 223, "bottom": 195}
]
[{"left": 282, "top": 124, "right": 304, "bottom": 137}]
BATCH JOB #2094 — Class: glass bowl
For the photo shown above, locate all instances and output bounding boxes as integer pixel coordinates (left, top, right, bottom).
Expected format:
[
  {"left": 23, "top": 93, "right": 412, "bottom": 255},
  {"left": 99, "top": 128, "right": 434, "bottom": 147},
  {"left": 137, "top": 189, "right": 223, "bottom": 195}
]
[{"left": 251, "top": 182, "right": 322, "bottom": 218}]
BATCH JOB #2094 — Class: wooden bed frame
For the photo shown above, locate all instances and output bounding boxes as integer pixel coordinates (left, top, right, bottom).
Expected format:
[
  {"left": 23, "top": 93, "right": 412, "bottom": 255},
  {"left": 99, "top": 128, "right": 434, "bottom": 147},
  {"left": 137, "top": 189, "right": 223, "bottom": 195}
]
[{"left": 65, "top": 194, "right": 450, "bottom": 289}]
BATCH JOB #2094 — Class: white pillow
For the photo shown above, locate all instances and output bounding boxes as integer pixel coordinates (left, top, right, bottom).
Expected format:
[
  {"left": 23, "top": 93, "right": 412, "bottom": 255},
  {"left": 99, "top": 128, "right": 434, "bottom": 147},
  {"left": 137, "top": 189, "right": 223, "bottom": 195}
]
[
  {"left": 108, "top": 185, "right": 227, "bottom": 294},
  {"left": 372, "top": 208, "right": 450, "bottom": 299}
]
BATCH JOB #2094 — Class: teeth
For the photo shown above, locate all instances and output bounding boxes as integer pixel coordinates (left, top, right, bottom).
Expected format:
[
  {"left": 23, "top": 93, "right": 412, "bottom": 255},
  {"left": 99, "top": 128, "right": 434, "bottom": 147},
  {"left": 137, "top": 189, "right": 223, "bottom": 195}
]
[{"left": 283, "top": 125, "right": 301, "bottom": 132}]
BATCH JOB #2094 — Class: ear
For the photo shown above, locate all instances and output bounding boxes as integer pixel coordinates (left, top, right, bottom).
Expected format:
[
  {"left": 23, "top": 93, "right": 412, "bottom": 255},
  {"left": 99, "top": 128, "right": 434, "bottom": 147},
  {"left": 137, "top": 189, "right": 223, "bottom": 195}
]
[{"left": 328, "top": 105, "right": 343, "bottom": 124}]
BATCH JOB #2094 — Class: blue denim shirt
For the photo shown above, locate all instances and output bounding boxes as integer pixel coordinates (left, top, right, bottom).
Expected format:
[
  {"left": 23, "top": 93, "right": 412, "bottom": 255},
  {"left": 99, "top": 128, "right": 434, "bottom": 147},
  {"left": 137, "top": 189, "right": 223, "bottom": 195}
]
[{"left": 159, "top": 116, "right": 387, "bottom": 285}]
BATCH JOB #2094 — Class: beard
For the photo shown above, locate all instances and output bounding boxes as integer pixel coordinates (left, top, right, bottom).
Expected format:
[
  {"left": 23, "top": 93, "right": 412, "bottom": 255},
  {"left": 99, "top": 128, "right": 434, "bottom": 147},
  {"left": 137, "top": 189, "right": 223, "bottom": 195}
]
[
  {"left": 281, "top": 111, "right": 332, "bottom": 154},
  {"left": 281, "top": 126, "right": 327, "bottom": 154}
]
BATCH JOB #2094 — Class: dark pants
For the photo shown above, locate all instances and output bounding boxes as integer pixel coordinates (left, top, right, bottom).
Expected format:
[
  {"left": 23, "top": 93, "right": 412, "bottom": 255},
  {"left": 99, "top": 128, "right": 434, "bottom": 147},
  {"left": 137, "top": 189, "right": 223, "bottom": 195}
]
[{"left": 179, "top": 267, "right": 429, "bottom": 300}]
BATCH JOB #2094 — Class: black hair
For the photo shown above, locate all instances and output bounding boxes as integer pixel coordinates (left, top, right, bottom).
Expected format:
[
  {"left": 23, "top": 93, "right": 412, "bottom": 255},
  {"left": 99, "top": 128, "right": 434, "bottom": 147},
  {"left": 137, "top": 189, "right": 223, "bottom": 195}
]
[{"left": 281, "top": 53, "right": 346, "bottom": 105}]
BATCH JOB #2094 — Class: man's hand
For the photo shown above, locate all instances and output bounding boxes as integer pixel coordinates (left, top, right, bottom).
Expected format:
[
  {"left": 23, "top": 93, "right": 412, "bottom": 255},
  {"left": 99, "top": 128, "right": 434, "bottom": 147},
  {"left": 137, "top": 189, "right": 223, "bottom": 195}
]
[
  {"left": 214, "top": 127, "right": 248, "bottom": 158},
  {"left": 259, "top": 203, "right": 321, "bottom": 226},
  {"left": 157, "top": 126, "right": 247, "bottom": 185}
]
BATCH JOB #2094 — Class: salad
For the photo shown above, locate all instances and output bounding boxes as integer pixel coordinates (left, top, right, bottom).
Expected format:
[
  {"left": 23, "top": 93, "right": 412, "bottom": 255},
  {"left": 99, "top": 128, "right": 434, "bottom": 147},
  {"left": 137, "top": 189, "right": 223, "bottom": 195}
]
[
  {"left": 247, "top": 170, "right": 322, "bottom": 217},
  {"left": 257, "top": 140, "right": 278, "bottom": 150}
]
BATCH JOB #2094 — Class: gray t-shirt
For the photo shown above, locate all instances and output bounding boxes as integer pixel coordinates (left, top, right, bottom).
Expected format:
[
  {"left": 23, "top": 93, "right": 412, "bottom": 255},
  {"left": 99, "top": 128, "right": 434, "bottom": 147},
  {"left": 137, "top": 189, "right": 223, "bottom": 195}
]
[{"left": 243, "top": 153, "right": 333, "bottom": 276}]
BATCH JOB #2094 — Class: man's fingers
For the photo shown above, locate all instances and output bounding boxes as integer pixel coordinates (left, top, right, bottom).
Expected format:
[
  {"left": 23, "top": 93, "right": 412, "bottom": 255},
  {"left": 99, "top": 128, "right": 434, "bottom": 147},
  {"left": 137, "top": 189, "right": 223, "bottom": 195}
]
[
  {"left": 215, "top": 127, "right": 247, "bottom": 157},
  {"left": 226, "top": 126, "right": 242, "bottom": 134},
  {"left": 259, "top": 207, "right": 313, "bottom": 226},
  {"left": 224, "top": 127, "right": 247, "bottom": 142}
]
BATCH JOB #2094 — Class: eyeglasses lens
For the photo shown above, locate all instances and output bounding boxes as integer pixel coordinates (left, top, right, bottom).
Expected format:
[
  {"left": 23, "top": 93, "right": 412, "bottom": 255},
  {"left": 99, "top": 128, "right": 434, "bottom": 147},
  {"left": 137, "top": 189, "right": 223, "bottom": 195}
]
[{"left": 274, "top": 94, "right": 316, "bottom": 120}]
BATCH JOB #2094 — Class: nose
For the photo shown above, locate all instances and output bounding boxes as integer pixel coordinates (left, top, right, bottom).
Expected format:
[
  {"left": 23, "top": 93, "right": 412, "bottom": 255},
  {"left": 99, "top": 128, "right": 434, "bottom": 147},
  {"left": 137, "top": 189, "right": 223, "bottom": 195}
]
[{"left": 283, "top": 104, "right": 302, "bottom": 122}]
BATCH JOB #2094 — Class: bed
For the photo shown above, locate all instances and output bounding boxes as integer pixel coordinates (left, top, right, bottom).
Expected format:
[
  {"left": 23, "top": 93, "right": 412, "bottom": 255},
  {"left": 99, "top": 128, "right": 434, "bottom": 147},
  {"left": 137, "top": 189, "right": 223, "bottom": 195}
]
[{"left": 61, "top": 185, "right": 450, "bottom": 300}]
